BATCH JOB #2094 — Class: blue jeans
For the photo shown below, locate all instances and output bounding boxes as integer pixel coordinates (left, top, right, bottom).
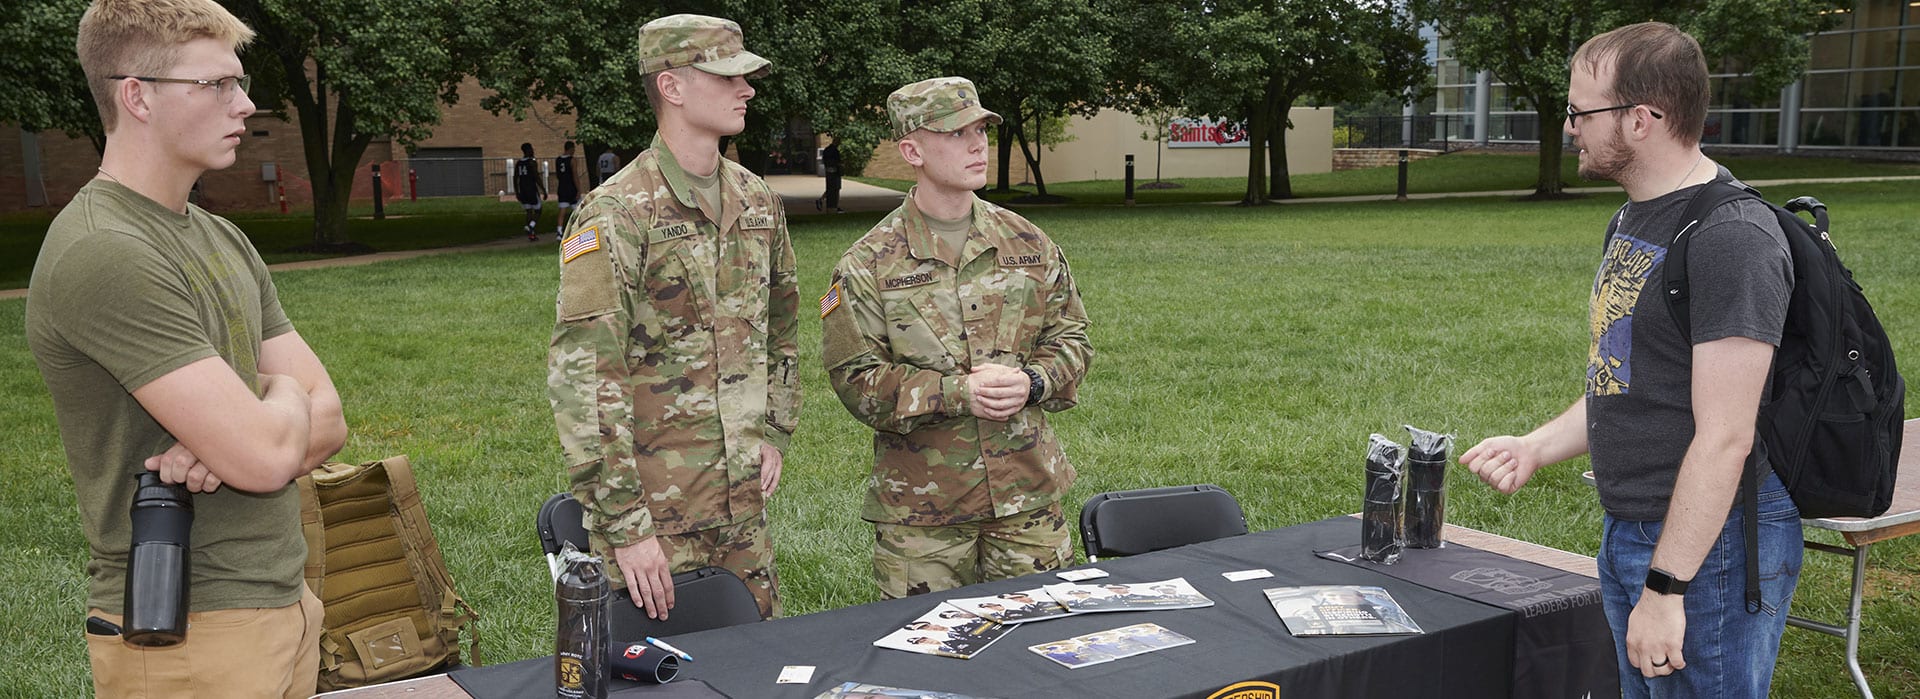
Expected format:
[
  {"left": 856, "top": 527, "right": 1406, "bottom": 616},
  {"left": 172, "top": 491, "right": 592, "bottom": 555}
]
[{"left": 1597, "top": 470, "right": 1804, "bottom": 698}]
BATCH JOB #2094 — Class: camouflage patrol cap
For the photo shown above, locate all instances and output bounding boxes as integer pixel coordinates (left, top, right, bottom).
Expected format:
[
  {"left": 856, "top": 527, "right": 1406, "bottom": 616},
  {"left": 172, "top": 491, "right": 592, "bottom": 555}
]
[
  {"left": 638, "top": 14, "right": 770, "bottom": 77},
  {"left": 887, "top": 77, "right": 1002, "bottom": 139}
]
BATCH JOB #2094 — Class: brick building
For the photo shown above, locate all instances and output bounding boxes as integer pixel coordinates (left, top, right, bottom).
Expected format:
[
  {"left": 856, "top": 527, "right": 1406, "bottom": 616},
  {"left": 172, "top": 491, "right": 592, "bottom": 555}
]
[{"left": 5, "top": 77, "right": 580, "bottom": 213}]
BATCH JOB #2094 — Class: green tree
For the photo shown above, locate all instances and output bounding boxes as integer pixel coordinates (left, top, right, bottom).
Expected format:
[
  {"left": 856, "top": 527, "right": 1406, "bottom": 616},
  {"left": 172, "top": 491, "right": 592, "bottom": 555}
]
[
  {"left": 230, "top": 0, "right": 466, "bottom": 248},
  {"left": 1413, "top": 0, "right": 1842, "bottom": 198},
  {"left": 1133, "top": 107, "right": 1180, "bottom": 186},
  {"left": 0, "top": 0, "right": 103, "bottom": 152},
  {"left": 464, "top": 0, "right": 654, "bottom": 185},
  {"left": 1111, "top": 0, "right": 1425, "bottom": 205},
  {"left": 894, "top": 0, "right": 1111, "bottom": 197}
]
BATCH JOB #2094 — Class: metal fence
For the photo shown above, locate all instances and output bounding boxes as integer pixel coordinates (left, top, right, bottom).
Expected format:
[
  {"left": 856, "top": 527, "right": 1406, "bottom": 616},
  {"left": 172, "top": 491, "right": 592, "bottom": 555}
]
[
  {"left": 392, "top": 156, "right": 590, "bottom": 199},
  {"left": 1333, "top": 115, "right": 1470, "bottom": 151}
]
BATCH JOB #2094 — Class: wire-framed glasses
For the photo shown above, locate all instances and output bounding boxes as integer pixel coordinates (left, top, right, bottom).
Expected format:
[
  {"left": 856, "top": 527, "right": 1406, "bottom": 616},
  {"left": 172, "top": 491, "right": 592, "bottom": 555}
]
[{"left": 106, "top": 74, "right": 252, "bottom": 103}]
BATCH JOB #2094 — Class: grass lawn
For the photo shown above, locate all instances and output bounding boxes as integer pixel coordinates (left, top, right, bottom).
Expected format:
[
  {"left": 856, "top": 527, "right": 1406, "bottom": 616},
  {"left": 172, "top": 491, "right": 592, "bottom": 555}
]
[
  {"left": 1, "top": 181, "right": 1916, "bottom": 696},
  {"left": 0, "top": 195, "right": 542, "bottom": 290},
  {"left": 857, "top": 151, "right": 1920, "bottom": 206}
]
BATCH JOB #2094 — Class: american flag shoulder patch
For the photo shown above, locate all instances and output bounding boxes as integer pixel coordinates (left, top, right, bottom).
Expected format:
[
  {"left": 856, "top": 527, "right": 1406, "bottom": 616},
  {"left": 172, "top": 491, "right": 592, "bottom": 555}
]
[
  {"left": 819, "top": 282, "right": 842, "bottom": 318},
  {"left": 561, "top": 226, "right": 601, "bottom": 263}
]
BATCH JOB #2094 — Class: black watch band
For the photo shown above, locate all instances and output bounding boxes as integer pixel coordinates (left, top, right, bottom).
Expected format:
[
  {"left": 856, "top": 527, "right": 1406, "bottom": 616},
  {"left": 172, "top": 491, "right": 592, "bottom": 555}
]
[
  {"left": 1645, "top": 567, "right": 1690, "bottom": 596},
  {"left": 1021, "top": 368, "right": 1045, "bottom": 406}
]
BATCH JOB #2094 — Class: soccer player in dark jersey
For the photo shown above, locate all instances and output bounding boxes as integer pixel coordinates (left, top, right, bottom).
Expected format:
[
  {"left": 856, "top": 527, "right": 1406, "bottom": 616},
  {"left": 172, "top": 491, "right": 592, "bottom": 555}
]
[
  {"left": 515, "top": 142, "right": 544, "bottom": 240},
  {"left": 554, "top": 140, "right": 580, "bottom": 237}
]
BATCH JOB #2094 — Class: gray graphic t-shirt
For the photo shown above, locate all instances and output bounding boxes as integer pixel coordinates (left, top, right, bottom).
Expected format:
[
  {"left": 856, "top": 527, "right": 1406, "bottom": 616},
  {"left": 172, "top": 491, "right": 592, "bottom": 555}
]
[{"left": 1585, "top": 167, "right": 1792, "bottom": 521}]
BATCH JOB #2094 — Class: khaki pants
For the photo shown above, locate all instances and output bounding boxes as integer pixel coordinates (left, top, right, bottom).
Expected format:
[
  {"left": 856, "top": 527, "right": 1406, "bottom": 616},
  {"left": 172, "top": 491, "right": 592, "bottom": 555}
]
[
  {"left": 873, "top": 502, "right": 1073, "bottom": 599},
  {"left": 86, "top": 584, "right": 323, "bottom": 699}
]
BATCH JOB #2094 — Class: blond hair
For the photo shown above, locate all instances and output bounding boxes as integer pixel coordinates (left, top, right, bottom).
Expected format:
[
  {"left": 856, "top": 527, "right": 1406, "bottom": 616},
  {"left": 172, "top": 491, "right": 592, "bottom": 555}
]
[
  {"left": 1572, "top": 22, "right": 1709, "bottom": 146},
  {"left": 77, "top": 0, "right": 255, "bottom": 132}
]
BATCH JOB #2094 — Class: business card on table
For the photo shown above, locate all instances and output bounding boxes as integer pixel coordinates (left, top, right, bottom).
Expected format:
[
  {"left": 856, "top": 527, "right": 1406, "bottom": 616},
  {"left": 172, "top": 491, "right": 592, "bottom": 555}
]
[
  {"left": 777, "top": 665, "right": 816, "bottom": 684},
  {"left": 1056, "top": 568, "right": 1109, "bottom": 582},
  {"left": 1223, "top": 569, "right": 1274, "bottom": 582}
]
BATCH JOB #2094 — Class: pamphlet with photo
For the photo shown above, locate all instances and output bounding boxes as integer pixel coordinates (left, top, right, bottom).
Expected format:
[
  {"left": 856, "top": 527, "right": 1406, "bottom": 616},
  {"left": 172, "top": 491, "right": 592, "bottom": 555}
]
[
  {"left": 872, "top": 605, "right": 1013, "bottom": 659},
  {"left": 1263, "top": 585, "right": 1423, "bottom": 636},
  {"left": 943, "top": 588, "right": 1077, "bottom": 624},
  {"left": 1028, "top": 623, "right": 1197, "bottom": 669},
  {"left": 811, "top": 681, "right": 1002, "bottom": 699},
  {"left": 1042, "top": 577, "right": 1214, "bottom": 613}
]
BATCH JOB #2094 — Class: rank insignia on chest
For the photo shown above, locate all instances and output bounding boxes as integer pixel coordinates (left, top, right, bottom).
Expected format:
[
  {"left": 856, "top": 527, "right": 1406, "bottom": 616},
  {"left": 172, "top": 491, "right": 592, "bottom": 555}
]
[
  {"left": 740, "top": 213, "right": 774, "bottom": 230},
  {"left": 561, "top": 226, "right": 600, "bottom": 263},
  {"left": 819, "top": 282, "right": 842, "bottom": 318}
]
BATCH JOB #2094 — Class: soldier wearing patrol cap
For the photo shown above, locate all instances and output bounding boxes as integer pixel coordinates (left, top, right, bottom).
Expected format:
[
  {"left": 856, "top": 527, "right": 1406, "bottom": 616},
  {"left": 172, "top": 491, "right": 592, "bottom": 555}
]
[
  {"left": 821, "top": 76, "right": 1094, "bottom": 598},
  {"left": 546, "top": 13, "right": 798, "bottom": 620}
]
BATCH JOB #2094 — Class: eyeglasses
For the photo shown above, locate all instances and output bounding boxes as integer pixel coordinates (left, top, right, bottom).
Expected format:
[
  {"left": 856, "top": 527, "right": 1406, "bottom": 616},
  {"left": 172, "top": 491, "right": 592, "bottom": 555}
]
[
  {"left": 107, "top": 74, "right": 252, "bottom": 104},
  {"left": 1565, "top": 102, "right": 1663, "bottom": 125}
]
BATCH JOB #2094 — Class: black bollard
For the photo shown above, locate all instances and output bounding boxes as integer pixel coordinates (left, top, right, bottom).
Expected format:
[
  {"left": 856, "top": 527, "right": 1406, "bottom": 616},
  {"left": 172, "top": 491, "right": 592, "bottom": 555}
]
[
  {"left": 1124, "top": 154, "right": 1135, "bottom": 206},
  {"left": 372, "top": 164, "right": 386, "bottom": 220},
  {"left": 1396, "top": 149, "right": 1408, "bottom": 202}
]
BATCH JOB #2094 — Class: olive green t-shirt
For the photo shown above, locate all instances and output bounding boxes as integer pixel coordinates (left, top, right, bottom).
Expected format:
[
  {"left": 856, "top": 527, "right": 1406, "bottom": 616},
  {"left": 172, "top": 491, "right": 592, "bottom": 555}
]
[
  {"left": 25, "top": 179, "right": 305, "bottom": 614},
  {"left": 924, "top": 209, "right": 973, "bottom": 254}
]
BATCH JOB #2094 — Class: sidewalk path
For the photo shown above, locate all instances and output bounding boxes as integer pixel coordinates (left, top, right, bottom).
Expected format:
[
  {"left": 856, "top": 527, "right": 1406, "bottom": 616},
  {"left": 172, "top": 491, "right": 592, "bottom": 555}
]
[
  {"left": 763, "top": 174, "right": 905, "bottom": 215},
  {"left": 5, "top": 174, "right": 1910, "bottom": 301}
]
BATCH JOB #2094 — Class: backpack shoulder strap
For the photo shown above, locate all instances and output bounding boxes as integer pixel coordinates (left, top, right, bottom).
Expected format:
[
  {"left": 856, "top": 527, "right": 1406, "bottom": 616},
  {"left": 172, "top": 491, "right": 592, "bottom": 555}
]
[{"left": 1662, "top": 180, "right": 1762, "bottom": 340}]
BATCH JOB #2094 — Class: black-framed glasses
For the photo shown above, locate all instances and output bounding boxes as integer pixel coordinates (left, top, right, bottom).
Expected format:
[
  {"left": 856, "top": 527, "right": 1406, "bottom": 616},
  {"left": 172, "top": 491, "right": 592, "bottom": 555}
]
[
  {"left": 1565, "top": 102, "right": 1662, "bottom": 124},
  {"left": 1566, "top": 101, "right": 1658, "bottom": 124},
  {"left": 106, "top": 74, "right": 252, "bottom": 103}
]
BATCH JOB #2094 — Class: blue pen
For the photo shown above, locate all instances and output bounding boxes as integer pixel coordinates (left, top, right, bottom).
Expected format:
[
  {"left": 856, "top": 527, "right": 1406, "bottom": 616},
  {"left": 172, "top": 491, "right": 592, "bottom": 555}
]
[{"left": 646, "top": 636, "right": 693, "bottom": 662}]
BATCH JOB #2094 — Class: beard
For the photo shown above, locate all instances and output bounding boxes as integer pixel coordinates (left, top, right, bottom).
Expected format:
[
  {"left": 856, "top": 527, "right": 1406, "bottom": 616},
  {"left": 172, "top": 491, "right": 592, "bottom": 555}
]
[{"left": 1575, "top": 121, "right": 1637, "bottom": 183}]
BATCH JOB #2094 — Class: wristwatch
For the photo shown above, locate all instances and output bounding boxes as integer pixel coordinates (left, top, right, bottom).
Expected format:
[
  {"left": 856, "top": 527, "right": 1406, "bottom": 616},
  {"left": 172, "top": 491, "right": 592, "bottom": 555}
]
[
  {"left": 1021, "top": 367, "right": 1046, "bottom": 406},
  {"left": 1645, "top": 567, "right": 1691, "bottom": 596}
]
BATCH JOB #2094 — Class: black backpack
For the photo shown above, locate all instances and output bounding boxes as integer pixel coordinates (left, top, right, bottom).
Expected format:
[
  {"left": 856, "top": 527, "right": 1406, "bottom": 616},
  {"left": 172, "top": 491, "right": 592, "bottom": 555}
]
[{"left": 1663, "top": 181, "right": 1905, "bottom": 609}]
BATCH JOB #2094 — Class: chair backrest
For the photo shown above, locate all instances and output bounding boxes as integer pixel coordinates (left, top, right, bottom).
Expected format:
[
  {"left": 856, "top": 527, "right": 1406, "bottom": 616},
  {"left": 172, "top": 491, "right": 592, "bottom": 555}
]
[
  {"left": 1080, "top": 484, "right": 1248, "bottom": 560},
  {"left": 537, "top": 492, "right": 590, "bottom": 580},
  {"left": 608, "top": 566, "right": 763, "bottom": 641},
  {"left": 537, "top": 493, "right": 761, "bottom": 637}
]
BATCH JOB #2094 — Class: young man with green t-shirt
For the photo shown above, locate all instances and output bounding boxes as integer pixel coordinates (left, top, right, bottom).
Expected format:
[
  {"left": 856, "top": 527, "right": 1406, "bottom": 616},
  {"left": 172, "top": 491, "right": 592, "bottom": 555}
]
[{"left": 26, "top": 1, "right": 348, "bottom": 696}]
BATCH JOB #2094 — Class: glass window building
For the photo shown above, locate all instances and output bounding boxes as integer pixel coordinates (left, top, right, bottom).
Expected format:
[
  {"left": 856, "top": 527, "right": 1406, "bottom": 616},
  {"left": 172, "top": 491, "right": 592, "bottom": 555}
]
[{"left": 1429, "top": 0, "right": 1920, "bottom": 151}]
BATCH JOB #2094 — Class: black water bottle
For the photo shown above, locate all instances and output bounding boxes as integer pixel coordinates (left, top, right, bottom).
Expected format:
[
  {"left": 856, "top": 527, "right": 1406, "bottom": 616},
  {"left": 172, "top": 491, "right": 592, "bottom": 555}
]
[
  {"left": 555, "top": 550, "right": 610, "bottom": 699},
  {"left": 124, "top": 472, "right": 192, "bottom": 646}
]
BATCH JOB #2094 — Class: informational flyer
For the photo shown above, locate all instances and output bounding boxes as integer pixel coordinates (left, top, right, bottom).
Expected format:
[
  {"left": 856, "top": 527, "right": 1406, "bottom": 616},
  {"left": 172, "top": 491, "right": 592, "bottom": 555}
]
[
  {"left": 1263, "top": 585, "right": 1424, "bottom": 636},
  {"left": 1029, "top": 623, "right": 1197, "bottom": 669},
  {"left": 872, "top": 605, "right": 1013, "bottom": 659}
]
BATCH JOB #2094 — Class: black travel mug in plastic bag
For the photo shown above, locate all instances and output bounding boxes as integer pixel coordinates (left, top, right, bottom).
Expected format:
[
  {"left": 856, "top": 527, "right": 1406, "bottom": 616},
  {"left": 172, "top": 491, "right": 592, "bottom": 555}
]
[
  {"left": 556, "top": 545, "right": 610, "bottom": 699},
  {"left": 1362, "top": 434, "right": 1406, "bottom": 564},
  {"left": 1404, "top": 425, "right": 1454, "bottom": 549}
]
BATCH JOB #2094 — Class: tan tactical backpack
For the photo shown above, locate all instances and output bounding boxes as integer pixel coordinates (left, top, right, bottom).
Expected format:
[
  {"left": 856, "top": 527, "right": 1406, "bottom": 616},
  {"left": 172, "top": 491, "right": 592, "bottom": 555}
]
[{"left": 298, "top": 455, "right": 481, "bottom": 690}]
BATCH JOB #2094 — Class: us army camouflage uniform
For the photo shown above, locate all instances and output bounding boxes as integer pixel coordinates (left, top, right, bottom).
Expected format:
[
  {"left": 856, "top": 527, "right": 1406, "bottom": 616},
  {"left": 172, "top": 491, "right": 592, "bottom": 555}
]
[
  {"left": 548, "top": 125, "right": 798, "bottom": 617},
  {"left": 822, "top": 182, "right": 1093, "bottom": 598}
]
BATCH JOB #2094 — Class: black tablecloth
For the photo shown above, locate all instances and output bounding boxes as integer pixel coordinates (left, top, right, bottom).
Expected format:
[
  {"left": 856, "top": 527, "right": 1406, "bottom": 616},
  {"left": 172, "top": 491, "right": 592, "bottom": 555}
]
[
  {"left": 453, "top": 517, "right": 1611, "bottom": 698},
  {"left": 663, "top": 517, "right": 1575, "bottom": 698},
  {"left": 1319, "top": 539, "right": 1618, "bottom": 698}
]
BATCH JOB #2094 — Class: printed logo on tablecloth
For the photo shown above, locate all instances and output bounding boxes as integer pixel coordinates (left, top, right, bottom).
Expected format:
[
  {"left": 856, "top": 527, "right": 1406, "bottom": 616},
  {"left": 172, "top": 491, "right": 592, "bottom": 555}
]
[{"left": 1208, "top": 680, "right": 1279, "bottom": 699}]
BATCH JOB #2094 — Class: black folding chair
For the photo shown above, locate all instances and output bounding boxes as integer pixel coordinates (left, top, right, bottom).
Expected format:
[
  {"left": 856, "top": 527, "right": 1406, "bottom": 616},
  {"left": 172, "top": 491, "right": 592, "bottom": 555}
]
[
  {"left": 536, "top": 492, "right": 763, "bottom": 639},
  {"left": 537, "top": 492, "right": 591, "bottom": 582},
  {"left": 1079, "top": 484, "right": 1249, "bottom": 561}
]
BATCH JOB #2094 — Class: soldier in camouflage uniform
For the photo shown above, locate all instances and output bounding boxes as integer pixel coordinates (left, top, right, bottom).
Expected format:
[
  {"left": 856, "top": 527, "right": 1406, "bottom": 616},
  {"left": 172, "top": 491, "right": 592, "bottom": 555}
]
[
  {"left": 821, "top": 77, "right": 1094, "bottom": 598},
  {"left": 547, "top": 14, "right": 797, "bottom": 620}
]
